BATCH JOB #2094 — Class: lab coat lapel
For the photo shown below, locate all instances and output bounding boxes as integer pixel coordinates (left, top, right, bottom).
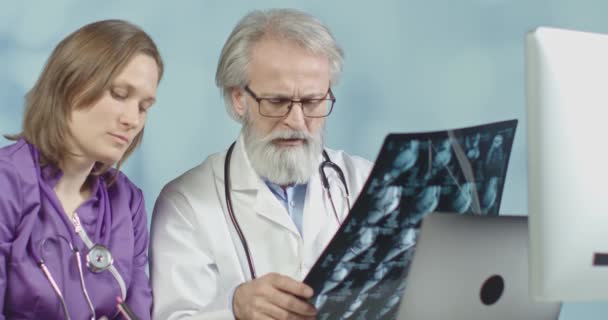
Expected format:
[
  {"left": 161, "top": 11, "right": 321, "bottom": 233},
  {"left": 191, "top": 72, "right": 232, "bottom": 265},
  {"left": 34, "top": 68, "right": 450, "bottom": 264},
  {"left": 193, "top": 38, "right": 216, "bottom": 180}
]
[
  {"left": 301, "top": 154, "right": 345, "bottom": 270},
  {"left": 252, "top": 186, "right": 300, "bottom": 235},
  {"left": 228, "top": 135, "right": 260, "bottom": 191},
  {"left": 302, "top": 171, "right": 329, "bottom": 243}
]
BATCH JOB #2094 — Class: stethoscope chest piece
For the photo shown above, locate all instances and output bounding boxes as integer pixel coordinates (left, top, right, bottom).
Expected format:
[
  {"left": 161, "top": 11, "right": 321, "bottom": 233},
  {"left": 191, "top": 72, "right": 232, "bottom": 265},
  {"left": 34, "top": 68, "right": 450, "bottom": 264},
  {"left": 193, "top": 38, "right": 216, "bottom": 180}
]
[{"left": 86, "top": 244, "right": 113, "bottom": 273}]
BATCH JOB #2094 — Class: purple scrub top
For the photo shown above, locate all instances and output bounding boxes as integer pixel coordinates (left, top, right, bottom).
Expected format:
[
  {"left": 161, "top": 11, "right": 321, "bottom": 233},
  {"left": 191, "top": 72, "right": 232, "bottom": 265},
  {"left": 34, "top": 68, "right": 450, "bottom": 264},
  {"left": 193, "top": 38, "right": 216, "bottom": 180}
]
[{"left": 0, "top": 139, "right": 152, "bottom": 319}]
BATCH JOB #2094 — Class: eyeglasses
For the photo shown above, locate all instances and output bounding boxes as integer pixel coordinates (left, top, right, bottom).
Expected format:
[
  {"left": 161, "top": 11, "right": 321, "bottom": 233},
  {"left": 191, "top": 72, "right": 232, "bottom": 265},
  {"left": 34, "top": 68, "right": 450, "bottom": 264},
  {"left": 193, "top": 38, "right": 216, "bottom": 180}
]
[{"left": 243, "top": 85, "right": 336, "bottom": 118}]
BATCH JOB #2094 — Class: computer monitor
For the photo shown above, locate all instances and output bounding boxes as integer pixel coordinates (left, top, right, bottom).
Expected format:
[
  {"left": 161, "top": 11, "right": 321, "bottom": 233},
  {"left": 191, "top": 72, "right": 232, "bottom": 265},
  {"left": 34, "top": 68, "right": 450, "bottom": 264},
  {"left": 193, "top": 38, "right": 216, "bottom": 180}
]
[
  {"left": 526, "top": 26, "right": 608, "bottom": 301},
  {"left": 396, "top": 213, "right": 561, "bottom": 320}
]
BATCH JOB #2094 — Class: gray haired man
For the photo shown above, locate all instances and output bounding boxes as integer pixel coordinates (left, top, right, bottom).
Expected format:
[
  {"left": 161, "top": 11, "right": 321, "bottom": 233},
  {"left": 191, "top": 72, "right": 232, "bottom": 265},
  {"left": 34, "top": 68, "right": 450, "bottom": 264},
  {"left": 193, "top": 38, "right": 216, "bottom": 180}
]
[{"left": 151, "top": 8, "right": 372, "bottom": 320}]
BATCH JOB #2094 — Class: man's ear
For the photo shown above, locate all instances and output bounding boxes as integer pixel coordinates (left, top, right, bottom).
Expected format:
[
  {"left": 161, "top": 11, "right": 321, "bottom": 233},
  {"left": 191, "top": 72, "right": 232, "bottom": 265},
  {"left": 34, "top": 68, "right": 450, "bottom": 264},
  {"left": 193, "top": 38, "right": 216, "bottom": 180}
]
[{"left": 231, "top": 87, "right": 247, "bottom": 118}]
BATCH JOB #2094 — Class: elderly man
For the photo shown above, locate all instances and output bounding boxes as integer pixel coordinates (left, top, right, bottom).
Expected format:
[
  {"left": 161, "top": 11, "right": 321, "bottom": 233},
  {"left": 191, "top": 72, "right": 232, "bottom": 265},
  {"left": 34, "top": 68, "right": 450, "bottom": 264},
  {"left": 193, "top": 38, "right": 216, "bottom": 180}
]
[{"left": 151, "top": 8, "right": 372, "bottom": 320}]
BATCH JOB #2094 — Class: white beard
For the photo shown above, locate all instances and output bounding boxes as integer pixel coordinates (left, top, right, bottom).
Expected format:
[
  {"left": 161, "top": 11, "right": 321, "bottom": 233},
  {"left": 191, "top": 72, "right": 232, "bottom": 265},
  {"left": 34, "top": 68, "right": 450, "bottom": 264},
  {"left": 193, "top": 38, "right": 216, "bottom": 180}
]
[{"left": 243, "top": 113, "right": 325, "bottom": 185}]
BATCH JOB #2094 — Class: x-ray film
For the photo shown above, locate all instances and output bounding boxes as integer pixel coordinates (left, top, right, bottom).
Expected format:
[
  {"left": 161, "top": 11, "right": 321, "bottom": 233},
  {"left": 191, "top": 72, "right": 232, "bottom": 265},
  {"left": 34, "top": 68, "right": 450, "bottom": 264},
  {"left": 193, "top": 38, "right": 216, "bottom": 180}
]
[{"left": 304, "top": 119, "right": 518, "bottom": 319}]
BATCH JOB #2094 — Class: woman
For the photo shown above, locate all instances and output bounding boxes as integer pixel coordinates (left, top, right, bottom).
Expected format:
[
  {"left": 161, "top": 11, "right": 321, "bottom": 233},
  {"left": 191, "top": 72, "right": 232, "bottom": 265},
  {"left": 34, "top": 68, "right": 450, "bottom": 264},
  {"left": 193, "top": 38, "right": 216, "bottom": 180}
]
[{"left": 0, "top": 19, "right": 163, "bottom": 319}]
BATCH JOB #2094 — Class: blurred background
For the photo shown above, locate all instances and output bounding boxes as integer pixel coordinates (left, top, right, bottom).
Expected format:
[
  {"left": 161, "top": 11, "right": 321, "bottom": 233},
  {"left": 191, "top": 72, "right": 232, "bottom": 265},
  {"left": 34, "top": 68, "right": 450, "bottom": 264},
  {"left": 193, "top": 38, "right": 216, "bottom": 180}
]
[{"left": 1, "top": 0, "right": 606, "bottom": 318}]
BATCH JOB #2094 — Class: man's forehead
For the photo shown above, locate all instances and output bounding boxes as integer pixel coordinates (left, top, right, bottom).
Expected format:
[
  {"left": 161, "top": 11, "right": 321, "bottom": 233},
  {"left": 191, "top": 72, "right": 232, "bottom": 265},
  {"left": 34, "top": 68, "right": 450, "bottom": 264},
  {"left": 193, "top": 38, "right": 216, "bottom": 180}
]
[{"left": 249, "top": 38, "right": 329, "bottom": 70}]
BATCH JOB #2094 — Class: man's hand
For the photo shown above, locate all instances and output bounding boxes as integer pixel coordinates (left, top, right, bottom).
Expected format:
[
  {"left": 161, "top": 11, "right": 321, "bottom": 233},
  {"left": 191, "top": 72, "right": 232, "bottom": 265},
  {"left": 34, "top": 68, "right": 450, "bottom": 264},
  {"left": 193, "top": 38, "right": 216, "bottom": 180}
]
[{"left": 233, "top": 273, "right": 317, "bottom": 320}]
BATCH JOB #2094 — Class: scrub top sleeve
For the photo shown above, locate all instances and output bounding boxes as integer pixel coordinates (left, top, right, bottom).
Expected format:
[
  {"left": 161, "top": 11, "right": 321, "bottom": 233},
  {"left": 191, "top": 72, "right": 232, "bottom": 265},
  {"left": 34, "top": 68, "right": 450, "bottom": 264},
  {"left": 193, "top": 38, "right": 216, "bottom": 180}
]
[
  {"left": 0, "top": 160, "right": 23, "bottom": 319},
  {"left": 124, "top": 187, "right": 152, "bottom": 320}
]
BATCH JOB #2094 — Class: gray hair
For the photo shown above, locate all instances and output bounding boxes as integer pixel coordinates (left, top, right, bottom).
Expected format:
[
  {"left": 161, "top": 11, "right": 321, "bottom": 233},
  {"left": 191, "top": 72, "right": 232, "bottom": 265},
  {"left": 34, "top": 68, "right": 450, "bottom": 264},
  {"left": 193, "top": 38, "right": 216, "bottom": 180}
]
[{"left": 215, "top": 8, "right": 344, "bottom": 122}]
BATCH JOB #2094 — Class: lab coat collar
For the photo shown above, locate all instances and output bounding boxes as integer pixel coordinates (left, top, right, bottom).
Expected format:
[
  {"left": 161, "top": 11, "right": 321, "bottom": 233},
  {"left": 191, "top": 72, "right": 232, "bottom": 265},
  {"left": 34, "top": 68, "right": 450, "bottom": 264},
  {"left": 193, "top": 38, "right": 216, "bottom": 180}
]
[{"left": 228, "top": 134, "right": 265, "bottom": 191}]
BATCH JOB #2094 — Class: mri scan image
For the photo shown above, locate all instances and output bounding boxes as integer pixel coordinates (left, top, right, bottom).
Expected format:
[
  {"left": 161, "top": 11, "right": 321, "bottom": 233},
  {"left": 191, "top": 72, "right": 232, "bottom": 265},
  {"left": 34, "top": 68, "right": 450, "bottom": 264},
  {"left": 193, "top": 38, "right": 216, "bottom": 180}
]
[{"left": 305, "top": 120, "right": 518, "bottom": 319}]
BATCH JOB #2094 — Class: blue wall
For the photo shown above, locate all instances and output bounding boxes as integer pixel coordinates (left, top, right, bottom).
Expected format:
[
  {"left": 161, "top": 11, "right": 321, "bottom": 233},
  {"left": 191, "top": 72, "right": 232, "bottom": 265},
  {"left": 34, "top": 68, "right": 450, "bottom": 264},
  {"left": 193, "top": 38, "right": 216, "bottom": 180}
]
[{"left": 1, "top": 1, "right": 606, "bottom": 318}]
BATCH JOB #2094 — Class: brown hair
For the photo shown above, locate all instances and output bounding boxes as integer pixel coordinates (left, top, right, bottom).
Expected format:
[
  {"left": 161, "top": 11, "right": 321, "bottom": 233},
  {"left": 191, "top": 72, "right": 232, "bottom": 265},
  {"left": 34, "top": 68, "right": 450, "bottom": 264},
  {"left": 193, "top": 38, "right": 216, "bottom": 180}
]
[{"left": 7, "top": 19, "right": 163, "bottom": 176}]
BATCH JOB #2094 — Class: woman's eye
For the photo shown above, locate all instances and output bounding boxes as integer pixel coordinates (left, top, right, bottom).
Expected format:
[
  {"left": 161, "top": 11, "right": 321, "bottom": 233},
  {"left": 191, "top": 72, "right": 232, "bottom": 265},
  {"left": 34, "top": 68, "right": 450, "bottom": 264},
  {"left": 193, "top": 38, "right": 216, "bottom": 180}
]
[
  {"left": 110, "top": 89, "right": 128, "bottom": 100},
  {"left": 139, "top": 101, "right": 154, "bottom": 113}
]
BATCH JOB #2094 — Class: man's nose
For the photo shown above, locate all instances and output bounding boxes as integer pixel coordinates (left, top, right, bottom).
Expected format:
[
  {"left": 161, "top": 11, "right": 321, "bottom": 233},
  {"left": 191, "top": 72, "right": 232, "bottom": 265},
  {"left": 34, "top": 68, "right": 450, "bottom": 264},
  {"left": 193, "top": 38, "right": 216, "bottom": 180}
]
[{"left": 282, "top": 102, "right": 307, "bottom": 130}]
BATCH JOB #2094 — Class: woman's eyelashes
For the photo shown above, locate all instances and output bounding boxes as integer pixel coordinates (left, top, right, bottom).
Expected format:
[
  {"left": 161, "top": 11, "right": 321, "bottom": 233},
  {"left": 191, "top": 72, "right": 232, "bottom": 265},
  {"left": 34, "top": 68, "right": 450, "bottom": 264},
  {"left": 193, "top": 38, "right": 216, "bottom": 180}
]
[
  {"left": 110, "top": 87, "right": 128, "bottom": 100},
  {"left": 110, "top": 86, "right": 155, "bottom": 114}
]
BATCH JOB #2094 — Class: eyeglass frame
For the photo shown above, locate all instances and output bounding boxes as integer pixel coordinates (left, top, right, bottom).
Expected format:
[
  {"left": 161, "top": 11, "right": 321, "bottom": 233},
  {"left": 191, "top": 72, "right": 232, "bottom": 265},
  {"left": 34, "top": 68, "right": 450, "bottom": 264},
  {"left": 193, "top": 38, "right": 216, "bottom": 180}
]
[{"left": 243, "top": 85, "right": 336, "bottom": 118}]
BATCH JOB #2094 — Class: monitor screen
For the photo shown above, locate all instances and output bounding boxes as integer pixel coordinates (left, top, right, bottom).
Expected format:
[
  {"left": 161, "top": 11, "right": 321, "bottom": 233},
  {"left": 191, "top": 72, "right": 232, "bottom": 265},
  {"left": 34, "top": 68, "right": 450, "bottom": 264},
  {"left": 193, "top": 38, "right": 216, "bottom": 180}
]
[{"left": 527, "top": 26, "right": 608, "bottom": 301}]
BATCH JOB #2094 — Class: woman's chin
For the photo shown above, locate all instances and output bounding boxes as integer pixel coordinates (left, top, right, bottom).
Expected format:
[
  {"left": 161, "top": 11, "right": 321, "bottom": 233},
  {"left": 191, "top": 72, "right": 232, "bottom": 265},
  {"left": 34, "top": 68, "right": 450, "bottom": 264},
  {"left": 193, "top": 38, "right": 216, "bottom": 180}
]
[{"left": 95, "top": 153, "right": 123, "bottom": 166}]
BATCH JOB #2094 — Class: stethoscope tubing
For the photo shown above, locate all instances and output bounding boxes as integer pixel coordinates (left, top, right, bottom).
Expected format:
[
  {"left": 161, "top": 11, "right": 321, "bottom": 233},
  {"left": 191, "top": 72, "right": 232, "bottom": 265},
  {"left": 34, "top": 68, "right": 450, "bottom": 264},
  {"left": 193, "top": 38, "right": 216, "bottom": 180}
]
[
  {"left": 26, "top": 143, "right": 125, "bottom": 319},
  {"left": 224, "top": 142, "right": 258, "bottom": 279}
]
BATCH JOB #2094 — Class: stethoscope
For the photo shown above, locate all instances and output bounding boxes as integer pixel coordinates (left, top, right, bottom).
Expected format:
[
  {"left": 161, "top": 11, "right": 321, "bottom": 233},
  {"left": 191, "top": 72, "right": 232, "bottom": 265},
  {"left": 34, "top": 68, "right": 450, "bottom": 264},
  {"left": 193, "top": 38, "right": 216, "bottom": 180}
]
[
  {"left": 27, "top": 144, "right": 127, "bottom": 320},
  {"left": 224, "top": 141, "right": 351, "bottom": 279}
]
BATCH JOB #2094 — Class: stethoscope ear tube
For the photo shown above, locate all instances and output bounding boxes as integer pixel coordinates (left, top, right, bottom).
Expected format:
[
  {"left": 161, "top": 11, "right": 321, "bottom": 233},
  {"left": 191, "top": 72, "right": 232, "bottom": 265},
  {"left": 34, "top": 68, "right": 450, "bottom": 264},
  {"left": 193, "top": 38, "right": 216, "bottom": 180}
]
[
  {"left": 27, "top": 142, "right": 131, "bottom": 319},
  {"left": 36, "top": 236, "right": 96, "bottom": 320},
  {"left": 320, "top": 150, "right": 350, "bottom": 197}
]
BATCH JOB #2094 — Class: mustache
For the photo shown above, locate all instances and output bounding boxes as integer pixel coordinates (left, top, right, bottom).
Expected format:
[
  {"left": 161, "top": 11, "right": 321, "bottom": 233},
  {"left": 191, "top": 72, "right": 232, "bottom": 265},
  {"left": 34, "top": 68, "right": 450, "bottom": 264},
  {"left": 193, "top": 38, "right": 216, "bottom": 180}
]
[{"left": 263, "top": 129, "right": 314, "bottom": 142}]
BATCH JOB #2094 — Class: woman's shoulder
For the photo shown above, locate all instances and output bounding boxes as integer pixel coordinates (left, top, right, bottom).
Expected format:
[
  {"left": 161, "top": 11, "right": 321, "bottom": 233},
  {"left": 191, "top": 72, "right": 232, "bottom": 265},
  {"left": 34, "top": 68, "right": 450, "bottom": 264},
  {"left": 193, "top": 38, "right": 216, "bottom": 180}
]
[
  {"left": 0, "top": 139, "right": 37, "bottom": 185},
  {"left": 0, "top": 138, "right": 32, "bottom": 165},
  {"left": 0, "top": 139, "right": 38, "bottom": 225}
]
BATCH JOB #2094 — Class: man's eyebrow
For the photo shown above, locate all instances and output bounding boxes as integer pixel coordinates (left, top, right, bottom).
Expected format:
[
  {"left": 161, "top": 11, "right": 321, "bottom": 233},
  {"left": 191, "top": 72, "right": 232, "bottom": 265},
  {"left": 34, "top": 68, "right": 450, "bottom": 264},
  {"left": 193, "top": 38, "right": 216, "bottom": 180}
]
[
  {"left": 262, "top": 91, "right": 328, "bottom": 99},
  {"left": 301, "top": 92, "right": 328, "bottom": 99}
]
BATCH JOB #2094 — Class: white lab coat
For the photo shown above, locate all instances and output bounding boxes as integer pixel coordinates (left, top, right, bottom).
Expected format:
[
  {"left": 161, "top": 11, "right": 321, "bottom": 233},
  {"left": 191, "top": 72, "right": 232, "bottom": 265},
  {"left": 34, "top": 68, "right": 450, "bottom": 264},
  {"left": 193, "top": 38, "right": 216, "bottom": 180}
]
[{"left": 150, "top": 135, "right": 372, "bottom": 320}]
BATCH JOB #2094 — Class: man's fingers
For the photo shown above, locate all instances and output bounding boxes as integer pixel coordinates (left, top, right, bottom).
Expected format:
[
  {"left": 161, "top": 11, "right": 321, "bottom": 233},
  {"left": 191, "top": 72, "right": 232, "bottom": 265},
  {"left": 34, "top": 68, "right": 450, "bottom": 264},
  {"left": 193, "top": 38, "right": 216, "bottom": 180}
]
[
  {"left": 259, "top": 297, "right": 316, "bottom": 320},
  {"left": 235, "top": 274, "right": 318, "bottom": 320},
  {"left": 267, "top": 273, "right": 314, "bottom": 298},
  {"left": 268, "top": 288, "right": 316, "bottom": 317}
]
